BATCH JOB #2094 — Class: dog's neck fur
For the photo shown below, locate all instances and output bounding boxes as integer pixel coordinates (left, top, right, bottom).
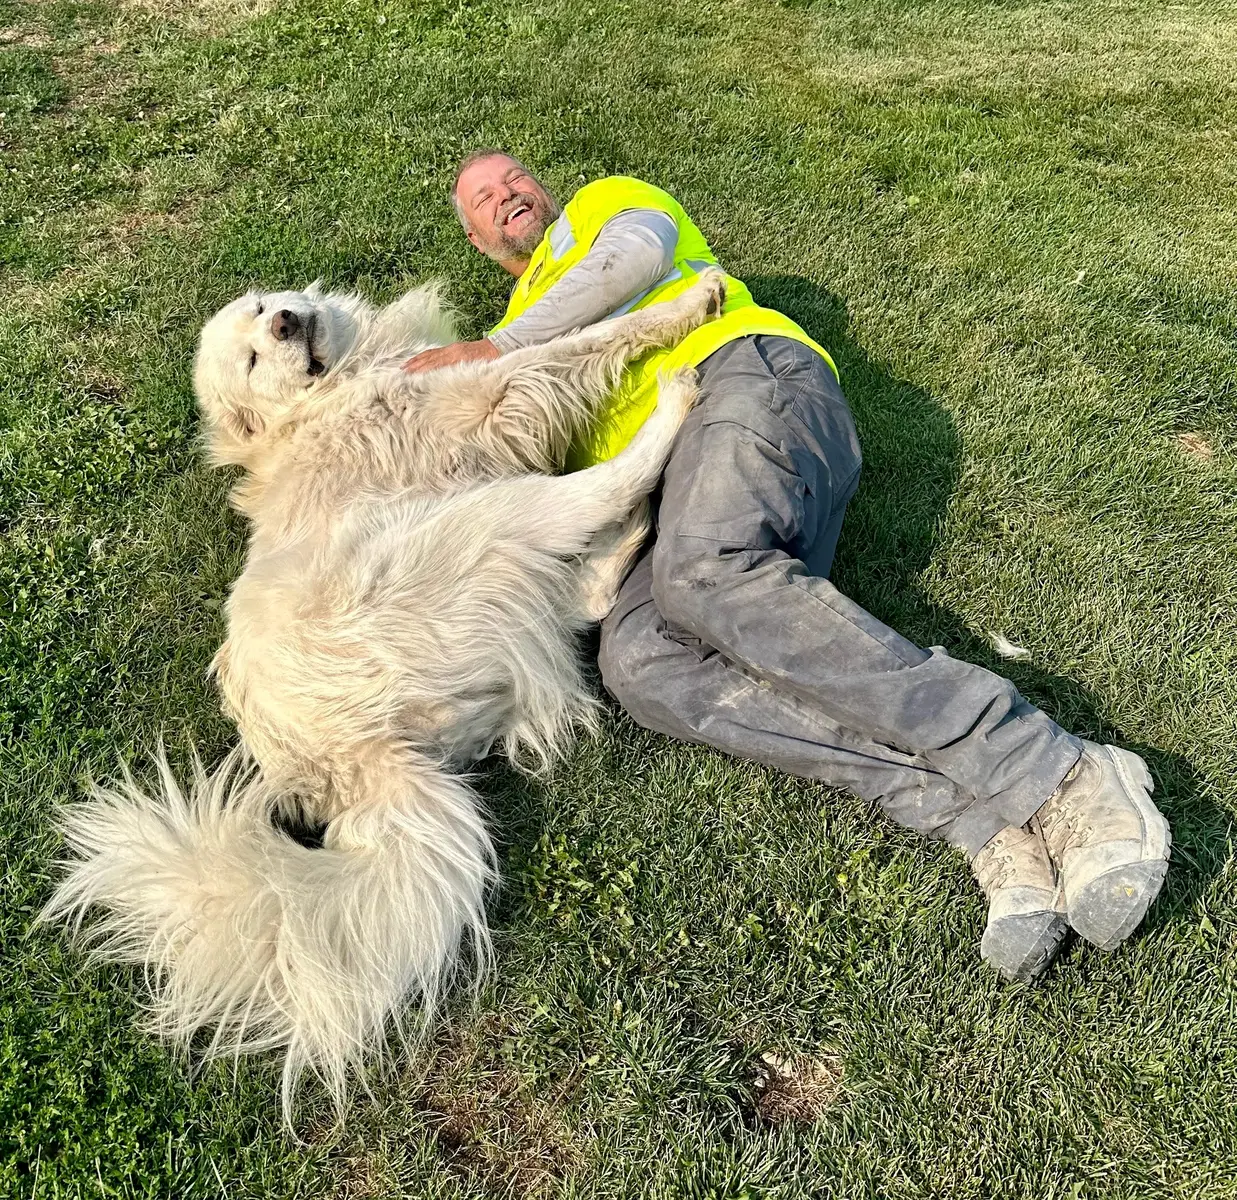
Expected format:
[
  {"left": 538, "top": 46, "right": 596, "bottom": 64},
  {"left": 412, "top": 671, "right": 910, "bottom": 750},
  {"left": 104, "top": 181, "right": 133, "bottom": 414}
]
[
  {"left": 228, "top": 374, "right": 429, "bottom": 541},
  {"left": 321, "top": 282, "right": 454, "bottom": 384}
]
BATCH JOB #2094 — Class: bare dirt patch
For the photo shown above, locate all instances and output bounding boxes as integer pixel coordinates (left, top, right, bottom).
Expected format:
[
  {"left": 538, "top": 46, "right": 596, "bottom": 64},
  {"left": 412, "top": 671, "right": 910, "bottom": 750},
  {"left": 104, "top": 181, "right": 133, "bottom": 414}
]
[
  {"left": 751, "top": 1049, "right": 843, "bottom": 1124},
  {"left": 1176, "top": 431, "right": 1215, "bottom": 462},
  {"left": 330, "top": 1153, "right": 389, "bottom": 1200},
  {"left": 0, "top": 28, "right": 53, "bottom": 48},
  {"left": 104, "top": 203, "right": 195, "bottom": 249},
  {"left": 415, "top": 1014, "right": 587, "bottom": 1197}
]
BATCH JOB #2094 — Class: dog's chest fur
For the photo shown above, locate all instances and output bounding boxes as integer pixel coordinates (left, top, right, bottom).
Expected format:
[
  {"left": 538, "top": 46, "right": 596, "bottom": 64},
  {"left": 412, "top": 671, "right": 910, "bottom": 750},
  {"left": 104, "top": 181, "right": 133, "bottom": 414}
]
[{"left": 215, "top": 382, "right": 591, "bottom": 800}]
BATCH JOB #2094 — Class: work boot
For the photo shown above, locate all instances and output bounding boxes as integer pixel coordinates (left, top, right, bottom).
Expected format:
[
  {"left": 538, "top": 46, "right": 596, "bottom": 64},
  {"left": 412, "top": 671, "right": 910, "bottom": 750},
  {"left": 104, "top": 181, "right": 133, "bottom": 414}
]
[
  {"left": 1035, "top": 741, "right": 1171, "bottom": 951},
  {"left": 971, "top": 824, "right": 1069, "bottom": 982}
]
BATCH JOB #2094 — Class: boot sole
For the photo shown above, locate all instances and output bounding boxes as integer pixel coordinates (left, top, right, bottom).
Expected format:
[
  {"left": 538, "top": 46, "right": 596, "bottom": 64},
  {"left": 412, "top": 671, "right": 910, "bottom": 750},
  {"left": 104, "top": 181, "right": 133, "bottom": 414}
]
[
  {"left": 1070, "top": 859, "right": 1170, "bottom": 951},
  {"left": 981, "top": 911, "right": 1070, "bottom": 982},
  {"left": 1067, "top": 746, "right": 1172, "bottom": 951}
]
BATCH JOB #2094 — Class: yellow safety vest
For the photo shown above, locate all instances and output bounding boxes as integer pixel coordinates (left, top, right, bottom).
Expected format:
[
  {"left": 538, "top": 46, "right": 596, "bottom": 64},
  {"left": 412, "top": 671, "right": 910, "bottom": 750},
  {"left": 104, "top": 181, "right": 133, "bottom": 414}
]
[{"left": 489, "top": 176, "right": 838, "bottom": 470}]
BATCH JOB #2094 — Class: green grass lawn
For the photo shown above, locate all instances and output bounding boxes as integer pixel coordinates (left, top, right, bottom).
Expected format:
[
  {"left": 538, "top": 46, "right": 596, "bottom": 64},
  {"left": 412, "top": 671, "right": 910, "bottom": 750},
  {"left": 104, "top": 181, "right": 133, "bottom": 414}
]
[{"left": 3, "top": 0, "right": 1237, "bottom": 1195}]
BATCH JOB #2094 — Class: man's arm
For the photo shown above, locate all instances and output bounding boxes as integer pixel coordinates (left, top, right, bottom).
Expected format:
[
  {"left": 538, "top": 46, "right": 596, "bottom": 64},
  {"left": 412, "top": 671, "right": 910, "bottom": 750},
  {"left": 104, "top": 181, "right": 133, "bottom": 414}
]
[
  {"left": 489, "top": 208, "right": 678, "bottom": 350},
  {"left": 403, "top": 208, "right": 678, "bottom": 372}
]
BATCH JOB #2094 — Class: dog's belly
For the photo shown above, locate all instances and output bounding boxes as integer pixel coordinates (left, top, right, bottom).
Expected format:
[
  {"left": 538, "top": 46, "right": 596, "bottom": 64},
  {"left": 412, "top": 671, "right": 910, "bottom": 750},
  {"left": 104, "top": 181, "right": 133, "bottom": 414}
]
[{"left": 217, "top": 500, "right": 591, "bottom": 794}]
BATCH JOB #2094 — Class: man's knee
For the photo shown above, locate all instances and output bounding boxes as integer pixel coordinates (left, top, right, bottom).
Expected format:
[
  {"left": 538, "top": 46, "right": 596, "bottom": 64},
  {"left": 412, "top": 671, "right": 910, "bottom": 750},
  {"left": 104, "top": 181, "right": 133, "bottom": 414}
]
[
  {"left": 650, "top": 555, "right": 707, "bottom": 640},
  {"left": 650, "top": 541, "right": 761, "bottom": 645},
  {"left": 597, "top": 602, "right": 657, "bottom": 711},
  {"left": 598, "top": 594, "right": 709, "bottom": 741}
]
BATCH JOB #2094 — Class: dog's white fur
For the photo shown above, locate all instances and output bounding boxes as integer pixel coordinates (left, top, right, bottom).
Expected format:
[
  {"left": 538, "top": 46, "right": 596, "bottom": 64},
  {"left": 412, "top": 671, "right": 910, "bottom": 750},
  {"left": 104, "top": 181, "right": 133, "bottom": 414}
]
[{"left": 42, "top": 268, "right": 726, "bottom": 1120}]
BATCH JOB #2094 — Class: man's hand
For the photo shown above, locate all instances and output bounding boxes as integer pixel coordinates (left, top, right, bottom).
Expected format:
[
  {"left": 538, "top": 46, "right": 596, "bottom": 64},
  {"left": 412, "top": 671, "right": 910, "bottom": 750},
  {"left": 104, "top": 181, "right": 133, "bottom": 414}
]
[{"left": 401, "top": 339, "right": 500, "bottom": 374}]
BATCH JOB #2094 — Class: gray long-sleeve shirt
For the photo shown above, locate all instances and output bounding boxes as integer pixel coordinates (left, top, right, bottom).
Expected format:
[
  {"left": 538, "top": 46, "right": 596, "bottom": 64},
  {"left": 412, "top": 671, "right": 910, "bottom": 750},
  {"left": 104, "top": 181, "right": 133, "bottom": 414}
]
[{"left": 488, "top": 208, "right": 679, "bottom": 353}]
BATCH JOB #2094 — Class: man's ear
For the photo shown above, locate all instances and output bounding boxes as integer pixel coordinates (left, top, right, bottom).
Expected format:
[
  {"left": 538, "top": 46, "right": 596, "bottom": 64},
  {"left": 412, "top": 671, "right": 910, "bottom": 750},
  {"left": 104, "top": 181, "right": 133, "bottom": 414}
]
[{"left": 466, "top": 228, "right": 483, "bottom": 252}]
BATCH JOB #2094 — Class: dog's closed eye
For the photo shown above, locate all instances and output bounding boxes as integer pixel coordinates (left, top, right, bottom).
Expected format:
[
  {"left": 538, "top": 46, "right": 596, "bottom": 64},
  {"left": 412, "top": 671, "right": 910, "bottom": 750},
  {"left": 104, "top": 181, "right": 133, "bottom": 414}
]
[{"left": 249, "top": 351, "right": 258, "bottom": 373}]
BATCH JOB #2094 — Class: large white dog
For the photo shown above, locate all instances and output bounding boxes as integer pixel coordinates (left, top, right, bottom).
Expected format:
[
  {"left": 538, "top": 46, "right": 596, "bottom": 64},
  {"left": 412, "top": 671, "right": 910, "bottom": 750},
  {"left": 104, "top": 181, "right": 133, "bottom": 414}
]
[{"left": 44, "top": 268, "right": 727, "bottom": 1118}]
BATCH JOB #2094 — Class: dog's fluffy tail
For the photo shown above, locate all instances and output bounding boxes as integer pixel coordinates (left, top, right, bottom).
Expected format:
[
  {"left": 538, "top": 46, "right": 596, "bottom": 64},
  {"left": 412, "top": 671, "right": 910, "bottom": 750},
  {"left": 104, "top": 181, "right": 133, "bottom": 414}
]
[{"left": 41, "top": 741, "right": 495, "bottom": 1120}]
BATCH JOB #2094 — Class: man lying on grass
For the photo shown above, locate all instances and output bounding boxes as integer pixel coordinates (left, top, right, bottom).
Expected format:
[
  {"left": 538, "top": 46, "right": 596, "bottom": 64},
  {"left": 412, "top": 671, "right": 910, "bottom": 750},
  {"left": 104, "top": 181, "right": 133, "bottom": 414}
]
[{"left": 403, "top": 150, "right": 1171, "bottom": 982}]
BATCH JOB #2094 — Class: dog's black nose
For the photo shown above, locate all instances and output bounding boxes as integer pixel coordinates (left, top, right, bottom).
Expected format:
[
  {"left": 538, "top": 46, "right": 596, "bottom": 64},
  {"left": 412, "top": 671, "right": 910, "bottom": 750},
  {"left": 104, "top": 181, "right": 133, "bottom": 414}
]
[{"left": 271, "top": 309, "right": 301, "bottom": 341}]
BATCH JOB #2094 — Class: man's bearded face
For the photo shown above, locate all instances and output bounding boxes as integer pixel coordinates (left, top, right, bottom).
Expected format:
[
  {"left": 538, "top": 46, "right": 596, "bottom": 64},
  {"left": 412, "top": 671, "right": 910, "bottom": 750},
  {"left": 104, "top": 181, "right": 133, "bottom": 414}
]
[{"left": 456, "top": 155, "right": 561, "bottom": 261}]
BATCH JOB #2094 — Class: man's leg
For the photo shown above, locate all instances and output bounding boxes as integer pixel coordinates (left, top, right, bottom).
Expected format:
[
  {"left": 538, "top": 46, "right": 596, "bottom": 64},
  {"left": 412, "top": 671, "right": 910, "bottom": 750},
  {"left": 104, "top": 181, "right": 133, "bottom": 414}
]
[
  {"left": 601, "top": 334, "right": 1167, "bottom": 967},
  {"left": 601, "top": 554, "right": 998, "bottom": 849},
  {"left": 601, "top": 555, "right": 1071, "bottom": 981},
  {"left": 646, "top": 335, "right": 1081, "bottom": 841}
]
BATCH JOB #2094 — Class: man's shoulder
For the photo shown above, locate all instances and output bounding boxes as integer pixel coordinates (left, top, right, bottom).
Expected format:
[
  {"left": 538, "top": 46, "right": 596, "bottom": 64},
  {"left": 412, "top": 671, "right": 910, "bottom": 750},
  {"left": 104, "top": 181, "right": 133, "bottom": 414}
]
[{"left": 568, "top": 175, "right": 683, "bottom": 220}]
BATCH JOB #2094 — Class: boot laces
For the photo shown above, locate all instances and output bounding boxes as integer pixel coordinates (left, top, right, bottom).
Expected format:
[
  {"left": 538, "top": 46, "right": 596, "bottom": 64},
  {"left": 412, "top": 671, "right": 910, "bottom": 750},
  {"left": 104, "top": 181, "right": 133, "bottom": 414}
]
[
  {"left": 1039, "top": 795, "right": 1095, "bottom": 854},
  {"left": 972, "top": 835, "right": 1017, "bottom": 894}
]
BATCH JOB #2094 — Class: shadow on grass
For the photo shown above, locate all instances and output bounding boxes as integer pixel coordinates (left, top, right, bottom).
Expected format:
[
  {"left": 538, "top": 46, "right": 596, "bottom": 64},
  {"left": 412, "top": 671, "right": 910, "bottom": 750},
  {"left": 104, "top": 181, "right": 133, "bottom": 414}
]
[{"left": 484, "top": 272, "right": 1220, "bottom": 946}]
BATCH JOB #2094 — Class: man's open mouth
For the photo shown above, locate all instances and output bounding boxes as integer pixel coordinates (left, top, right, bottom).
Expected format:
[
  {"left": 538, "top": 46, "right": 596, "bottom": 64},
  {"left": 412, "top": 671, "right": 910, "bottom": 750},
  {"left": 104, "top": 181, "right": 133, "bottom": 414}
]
[{"left": 503, "top": 201, "right": 533, "bottom": 227}]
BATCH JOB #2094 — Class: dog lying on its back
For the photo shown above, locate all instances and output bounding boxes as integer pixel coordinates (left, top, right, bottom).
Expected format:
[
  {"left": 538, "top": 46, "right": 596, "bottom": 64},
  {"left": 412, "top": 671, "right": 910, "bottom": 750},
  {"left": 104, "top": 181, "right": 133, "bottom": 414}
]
[{"left": 44, "top": 268, "right": 727, "bottom": 1119}]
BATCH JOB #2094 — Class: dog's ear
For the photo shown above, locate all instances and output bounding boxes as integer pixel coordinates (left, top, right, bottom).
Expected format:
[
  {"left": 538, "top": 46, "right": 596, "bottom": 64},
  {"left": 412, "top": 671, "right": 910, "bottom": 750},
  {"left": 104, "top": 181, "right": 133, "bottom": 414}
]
[
  {"left": 304, "top": 279, "right": 324, "bottom": 299},
  {"left": 207, "top": 400, "right": 266, "bottom": 450},
  {"left": 225, "top": 402, "right": 265, "bottom": 440}
]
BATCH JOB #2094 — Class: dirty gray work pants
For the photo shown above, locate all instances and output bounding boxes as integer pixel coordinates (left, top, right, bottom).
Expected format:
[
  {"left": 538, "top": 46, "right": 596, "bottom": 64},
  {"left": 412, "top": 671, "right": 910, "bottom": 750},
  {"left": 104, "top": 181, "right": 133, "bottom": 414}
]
[{"left": 598, "top": 335, "right": 1082, "bottom": 855}]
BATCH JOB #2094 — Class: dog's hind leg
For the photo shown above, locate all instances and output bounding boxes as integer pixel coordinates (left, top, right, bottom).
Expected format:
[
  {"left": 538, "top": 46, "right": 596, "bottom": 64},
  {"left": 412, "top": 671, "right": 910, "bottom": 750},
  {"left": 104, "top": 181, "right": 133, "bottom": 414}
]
[
  {"left": 569, "top": 364, "right": 700, "bottom": 518},
  {"left": 419, "top": 269, "right": 726, "bottom": 470},
  {"left": 577, "top": 500, "right": 651, "bottom": 621}
]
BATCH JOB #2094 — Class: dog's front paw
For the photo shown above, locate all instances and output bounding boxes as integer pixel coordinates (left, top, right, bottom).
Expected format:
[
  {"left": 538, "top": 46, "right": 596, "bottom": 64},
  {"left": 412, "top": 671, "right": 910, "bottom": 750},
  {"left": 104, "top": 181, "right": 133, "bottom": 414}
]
[{"left": 695, "top": 267, "right": 727, "bottom": 320}]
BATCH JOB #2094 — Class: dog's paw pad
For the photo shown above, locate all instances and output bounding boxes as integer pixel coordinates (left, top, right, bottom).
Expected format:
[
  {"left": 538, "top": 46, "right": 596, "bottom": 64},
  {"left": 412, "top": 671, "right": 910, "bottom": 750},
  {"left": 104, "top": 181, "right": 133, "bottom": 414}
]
[{"left": 699, "top": 269, "right": 727, "bottom": 317}]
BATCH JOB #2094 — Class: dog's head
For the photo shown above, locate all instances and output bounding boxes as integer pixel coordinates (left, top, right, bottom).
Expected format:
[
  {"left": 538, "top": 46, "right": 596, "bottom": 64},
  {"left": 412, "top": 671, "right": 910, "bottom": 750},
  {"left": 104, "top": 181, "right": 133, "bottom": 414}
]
[
  {"left": 195, "top": 281, "right": 458, "bottom": 469},
  {"left": 193, "top": 283, "right": 365, "bottom": 465}
]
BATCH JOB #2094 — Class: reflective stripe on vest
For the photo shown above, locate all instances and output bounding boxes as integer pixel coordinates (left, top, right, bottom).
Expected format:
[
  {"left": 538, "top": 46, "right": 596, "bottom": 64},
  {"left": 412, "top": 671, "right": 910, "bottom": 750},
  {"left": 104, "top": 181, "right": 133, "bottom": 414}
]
[
  {"left": 490, "top": 176, "right": 838, "bottom": 470},
  {"left": 547, "top": 210, "right": 576, "bottom": 258}
]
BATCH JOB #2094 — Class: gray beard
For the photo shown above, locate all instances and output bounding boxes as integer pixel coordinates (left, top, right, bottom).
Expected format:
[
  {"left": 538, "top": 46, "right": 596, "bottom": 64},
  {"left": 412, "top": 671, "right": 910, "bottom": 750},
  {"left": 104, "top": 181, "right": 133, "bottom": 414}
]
[{"left": 483, "top": 199, "right": 561, "bottom": 260}]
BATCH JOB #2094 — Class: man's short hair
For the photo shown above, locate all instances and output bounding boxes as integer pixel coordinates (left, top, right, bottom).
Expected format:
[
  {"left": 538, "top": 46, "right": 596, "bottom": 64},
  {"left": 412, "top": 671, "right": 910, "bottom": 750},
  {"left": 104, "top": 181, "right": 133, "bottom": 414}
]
[{"left": 450, "top": 148, "right": 524, "bottom": 226}]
